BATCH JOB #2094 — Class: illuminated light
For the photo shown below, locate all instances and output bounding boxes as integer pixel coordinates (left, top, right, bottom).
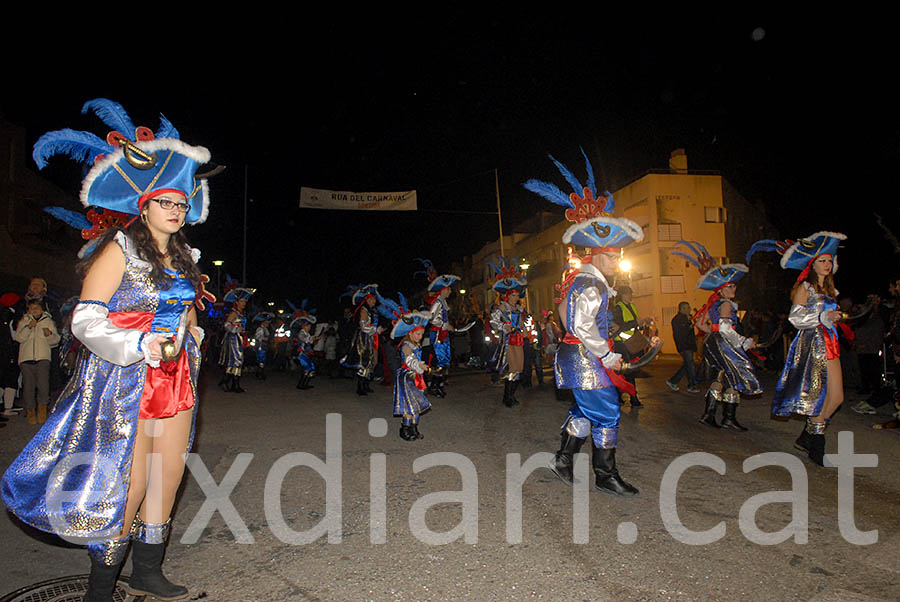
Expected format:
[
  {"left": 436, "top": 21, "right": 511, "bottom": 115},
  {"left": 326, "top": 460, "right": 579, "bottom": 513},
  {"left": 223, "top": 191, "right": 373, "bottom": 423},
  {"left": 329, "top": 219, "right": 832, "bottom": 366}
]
[
  {"left": 212, "top": 260, "right": 224, "bottom": 267},
  {"left": 519, "top": 262, "right": 530, "bottom": 271},
  {"left": 484, "top": 336, "right": 491, "bottom": 342},
  {"left": 459, "top": 288, "right": 467, "bottom": 294},
  {"left": 619, "top": 259, "right": 633, "bottom": 272},
  {"left": 278, "top": 309, "right": 284, "bottom": 314},
  {"left": 267, "top": 302, "right": 275, "bottom": 307}
]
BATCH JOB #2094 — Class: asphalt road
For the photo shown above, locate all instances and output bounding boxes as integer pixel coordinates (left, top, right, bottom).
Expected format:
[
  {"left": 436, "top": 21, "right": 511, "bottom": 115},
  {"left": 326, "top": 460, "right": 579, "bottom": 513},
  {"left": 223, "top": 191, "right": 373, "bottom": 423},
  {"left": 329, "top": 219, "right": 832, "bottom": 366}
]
[{"left": 2, "top": 359, "right": 899, "bottom": 601}]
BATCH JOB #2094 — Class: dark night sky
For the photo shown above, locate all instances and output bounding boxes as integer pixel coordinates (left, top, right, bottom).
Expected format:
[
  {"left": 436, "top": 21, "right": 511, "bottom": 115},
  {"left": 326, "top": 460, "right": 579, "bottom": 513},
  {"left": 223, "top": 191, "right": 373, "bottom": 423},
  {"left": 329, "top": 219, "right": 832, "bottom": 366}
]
[{"left": 3, "top": 14, "right": 898, "bottom": 317}]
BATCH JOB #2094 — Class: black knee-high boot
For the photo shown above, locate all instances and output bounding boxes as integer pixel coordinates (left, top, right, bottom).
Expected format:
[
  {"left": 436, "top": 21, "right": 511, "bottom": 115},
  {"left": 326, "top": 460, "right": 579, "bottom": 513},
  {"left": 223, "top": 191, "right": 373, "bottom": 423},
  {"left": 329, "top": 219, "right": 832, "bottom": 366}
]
[
  {"left": 84, "top": 537, "right": 130, "bottom": 602},
  {"left": 502, "top": 380, "right": 515, "bottom": 407},
  {"left": 356, "top": 376, "right": 368, "bottom": 396},
  {"left": 296, "top": 369, "right": 307, "bottom": 389},
  {"left": 124, "top": 518, "right": 188, "bottom": 600},
  {"left": 720, "top": 401, "right": 748, "bottom": 431},
  {"left": 699, "top": 390, "right": 721, "bottom": 428},
  {"left": 591, "top": 446, "right": 639, "bottom": 497},
  {"left": 549, "top": 430, "right": 587, "bottom": 484}
]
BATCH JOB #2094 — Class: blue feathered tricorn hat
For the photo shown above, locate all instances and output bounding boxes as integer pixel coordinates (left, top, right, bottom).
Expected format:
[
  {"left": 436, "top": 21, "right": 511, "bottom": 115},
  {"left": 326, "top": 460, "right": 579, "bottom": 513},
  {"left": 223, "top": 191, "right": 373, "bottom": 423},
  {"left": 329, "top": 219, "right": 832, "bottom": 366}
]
[
  {"left": 33, "top": 99, "right": 211, "bottom": 224},
  {"left": 375, "top": 291, "right": 431, "bottom": 339},
  {"left": 223, "top": 288, "right": 256, "bottom": 303},
  {"left": 488, "top": 257, "right": 528, "bottom": 294},
  {"left": 253, "top": 311, "right": 275, "bottom": 324},
  {"left": 413, "top": 258, "right": 460, "bottom": 293},
  {"left": 341, "top": 283, "right": 379, "bottom": 306},
  {"left": 671, "top": 240, "right": 748, "bottom": 290},
  {"left": 289, "top": 299, "right": 318, "bottom": 328},
  {"left": 746, "top": 232, "right": 846, "bottom": 280},
  {"left": 523, "top": 148, "right": 643, "bottom": 249}
]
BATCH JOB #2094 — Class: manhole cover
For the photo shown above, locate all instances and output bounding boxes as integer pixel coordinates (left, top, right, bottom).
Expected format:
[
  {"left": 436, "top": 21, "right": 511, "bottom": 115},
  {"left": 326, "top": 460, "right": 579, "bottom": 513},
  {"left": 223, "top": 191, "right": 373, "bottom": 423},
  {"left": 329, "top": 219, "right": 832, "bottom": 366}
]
[{"left": 0, "top": 575, "right": 143, "bottom": 602}]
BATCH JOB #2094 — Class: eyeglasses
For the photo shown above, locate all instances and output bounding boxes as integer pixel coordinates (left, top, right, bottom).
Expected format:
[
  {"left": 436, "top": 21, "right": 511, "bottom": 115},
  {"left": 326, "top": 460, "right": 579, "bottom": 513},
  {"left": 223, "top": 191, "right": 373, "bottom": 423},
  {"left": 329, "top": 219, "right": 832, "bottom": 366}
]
[{"left": 151, "top": 198, "right": 191, "bottom": 213}]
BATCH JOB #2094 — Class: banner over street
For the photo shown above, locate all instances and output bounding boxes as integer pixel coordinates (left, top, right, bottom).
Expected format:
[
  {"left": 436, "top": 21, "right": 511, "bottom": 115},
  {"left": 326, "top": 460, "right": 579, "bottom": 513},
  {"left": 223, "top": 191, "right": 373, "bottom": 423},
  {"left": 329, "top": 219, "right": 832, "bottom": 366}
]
[{"left": 300, "top": 187, "right": 417, "bottom": 211}]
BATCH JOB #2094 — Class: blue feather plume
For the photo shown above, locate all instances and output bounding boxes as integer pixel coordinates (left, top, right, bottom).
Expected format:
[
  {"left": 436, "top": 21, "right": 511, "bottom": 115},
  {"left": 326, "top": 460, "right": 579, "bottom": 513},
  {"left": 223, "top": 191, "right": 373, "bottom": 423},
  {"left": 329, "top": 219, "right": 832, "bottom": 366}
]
[
  {"left": 522, "top": 179, "right": 574, "bottom": 208},
  {"left": 397, "top": 292, "right": 410, "bottom": 313},
  {"left": 745, "top": 240, "right": 779, "bottom": 264},
  {"left": 580, "top": 148, "right": 596, "bottom": 196},
  {"left": 549, "top": 154, "right": 583, "bottom": 194},
  {"left": 155, "top": 114, "right": 180, "bottom": 139},
  {"left": 486, "top": 261, "right": 501, "bottom": 276},
  {"left": 82, "top": 99, "right": 135, "bottom": 137},
  {"left": 285, "top": 300, "right": 298, "bottom": 312},
  {"left": 43, "top": 206, "right": 92, "bottom": 231},
  {"left": 375, "top": 291, "right": 402, "bottom": 321},
  {"left": 33, "top": 129, "right": 112, "bottom": 169},
  {"left": 602, "top": 191, "right": 615, "bottom": 213},
  {"left": 670, "top": 250, "right": 702, "bottom": 269}
]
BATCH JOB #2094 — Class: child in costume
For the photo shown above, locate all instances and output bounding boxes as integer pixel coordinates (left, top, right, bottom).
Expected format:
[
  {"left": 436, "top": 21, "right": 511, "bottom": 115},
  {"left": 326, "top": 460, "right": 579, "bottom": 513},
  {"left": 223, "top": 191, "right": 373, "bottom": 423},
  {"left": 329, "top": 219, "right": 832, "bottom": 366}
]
[
  {"left": 377, "top": 291, "right": 433, "bottom": 440},
  {"left": 291, "top": 300, "right": 318, "bottom": 390},
  {"left": 747, "top": 232, "right": 846, "bottom": 465},
  {"left": 220, "top": 285, "right": 255, "bottom": 392},
  {"left": 524, "top": 149, "right": 642, "bottom": 497},
  {"left": 414, "top": 258, "right": 460, "bottom": 398},
  {"left": 341, "top": 283, "right": 381, "bottom": 396},
  {"left": 1, "top": 99, "right": 213, "bottom": 601},
  {"left": 672, "top": 241, "right": 760, "bottom": 430},
  {"left": 488, "top": 258, "right": 528, "bottom": 407},
  {"left": 252, "top": 312, "right": 274, "bottom": 380}
]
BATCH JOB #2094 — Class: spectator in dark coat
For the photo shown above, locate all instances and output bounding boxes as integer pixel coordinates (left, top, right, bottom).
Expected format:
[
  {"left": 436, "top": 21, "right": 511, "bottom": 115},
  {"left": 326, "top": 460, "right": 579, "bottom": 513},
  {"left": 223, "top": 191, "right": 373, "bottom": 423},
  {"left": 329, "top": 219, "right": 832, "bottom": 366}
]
[{"left": 666, "top": 301, "right": 701, "bottom": 392}]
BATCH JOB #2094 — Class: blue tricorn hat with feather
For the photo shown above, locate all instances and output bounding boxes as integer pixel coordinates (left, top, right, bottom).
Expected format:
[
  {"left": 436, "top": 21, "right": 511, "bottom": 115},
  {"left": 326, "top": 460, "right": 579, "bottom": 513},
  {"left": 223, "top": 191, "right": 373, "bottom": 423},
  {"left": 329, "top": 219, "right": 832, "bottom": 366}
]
[
  {"left": 671, "top": 240, "right": 748, "bottom": 290},
  {"left": 290, "top": 298, "right": 318, "bottom": 327},
  {"left": 746, "top": 231, "right": 846, "bottom": 279},
  {"left": 341, "top": 283, "right": 379, "bottom": 306},
  {"left": 488, "top": 257, "right": 528, "bottom": 294},
  {"left": 414, "top": 258, "right": 460, "bottom": 293},
  {"left": 523, "top": 148, "right": 643, "bottom": 249},
  {"left": 376, "top": 291, "right": 431, "bottom": 339},
  {"left": 33, "top": 99, "right": 211, "bottom": 224}
]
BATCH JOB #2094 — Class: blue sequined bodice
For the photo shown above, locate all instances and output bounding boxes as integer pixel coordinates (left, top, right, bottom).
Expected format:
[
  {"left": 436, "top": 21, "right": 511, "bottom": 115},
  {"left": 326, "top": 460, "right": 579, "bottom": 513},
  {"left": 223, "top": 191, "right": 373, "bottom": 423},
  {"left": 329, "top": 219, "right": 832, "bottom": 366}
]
[{"left": 107, "top": 250, "right": 195, "bottom": 336}]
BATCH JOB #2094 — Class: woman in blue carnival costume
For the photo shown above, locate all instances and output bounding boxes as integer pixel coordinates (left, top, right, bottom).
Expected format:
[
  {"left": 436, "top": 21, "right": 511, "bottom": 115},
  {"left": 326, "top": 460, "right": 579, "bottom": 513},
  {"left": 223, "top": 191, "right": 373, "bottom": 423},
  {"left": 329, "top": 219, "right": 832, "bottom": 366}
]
[
  {"left": 672, "top": 241, "right": 760, "bottom": 431},
  {"left": 488, "top": 258, "right": 529, "bottom": 407},
  {"left": 291, "top": 300, "right": 318, "bottom": 390},
  {"left": 251, "top": 311, "right": 274, "bottom": 380},
  {"left": 377, "top": 291, "right": 434, "bottom": 440},
  {"left": 524, "top": 149, "right": 642, "bottom": 497},
  {"left": 747, "top": 232, "right": 847, "bottom": 465},
  {"left": 341, "top": 283, "right": 381, "bottom": 396},
  {"left": 414, "top": 258, "right": 460, "bottom": 398},
  {"left": 219, "top": 285, "right": 255, "bottom": 393},
  {"left": 0, "top": 99, "right": 214, "bottom": 601}
]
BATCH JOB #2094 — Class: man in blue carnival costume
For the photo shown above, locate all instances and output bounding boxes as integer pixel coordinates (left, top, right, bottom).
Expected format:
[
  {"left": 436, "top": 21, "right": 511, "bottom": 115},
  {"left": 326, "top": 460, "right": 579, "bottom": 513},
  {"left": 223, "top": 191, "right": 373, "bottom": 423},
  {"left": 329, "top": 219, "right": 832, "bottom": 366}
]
[
  {"left": 414, "top": 258, "right": 460, "bottom": 398},
  {"left": 220, "top": 285, "right": 256, "bottom": 393},
  {"left": 291, "top": 299, "right": 318, "bottom": 390},
  {"left": 1, "top": 99, "right": 213, "bottom": 600},
  {"left": 376, "top": 291, "right": 434, "bottom": 440},
  {"left": 488, "top": 258, "right": 529, "bottom": 407},
  {"left": 671, "top": 241, "right": 760, "bottom": 431},
  {"left": 341, "top": 283, "right": 382, "bottom": 396},
  {"left": 747, "top": 232, "right": 847, "bottom": 465},
  {"left": 524, "top": 149, "right": 643, "bottom": 497}
]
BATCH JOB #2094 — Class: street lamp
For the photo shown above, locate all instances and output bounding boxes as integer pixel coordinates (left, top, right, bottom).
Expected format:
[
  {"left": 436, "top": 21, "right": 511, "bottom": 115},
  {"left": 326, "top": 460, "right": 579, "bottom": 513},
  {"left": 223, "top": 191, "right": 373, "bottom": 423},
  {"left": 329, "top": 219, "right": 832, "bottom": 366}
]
[
  {"left": 619, "top": 259, "right": 632, "bottom": 273},
  {"left": 212, "top": 260, "right": 224, "bottom": 297}
]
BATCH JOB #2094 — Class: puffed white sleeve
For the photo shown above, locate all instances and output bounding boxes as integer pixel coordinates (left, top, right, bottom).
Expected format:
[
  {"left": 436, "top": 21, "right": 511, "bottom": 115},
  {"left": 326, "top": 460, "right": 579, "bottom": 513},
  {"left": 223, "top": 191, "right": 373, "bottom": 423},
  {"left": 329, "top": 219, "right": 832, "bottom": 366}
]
[
  {"left": 718, "top": 318, "right": 753, "bottom": 350},
  {"left": 429, "top": 300, "right": 444, "bottom": 328},
  {"left": 490, "top": 307, "right": 509, "bottom": 333},
  {"left": 403, "top": 344, "right": 426, "bottom": 374},
  {"left": 788, "top": 304, "right": 825, "bottom": 330},
  {"left": 71, "top": 301, "right": 161, "bottom": 367},
  {"left": 572, "top": 285, "right": 620, "bottom": 368}
]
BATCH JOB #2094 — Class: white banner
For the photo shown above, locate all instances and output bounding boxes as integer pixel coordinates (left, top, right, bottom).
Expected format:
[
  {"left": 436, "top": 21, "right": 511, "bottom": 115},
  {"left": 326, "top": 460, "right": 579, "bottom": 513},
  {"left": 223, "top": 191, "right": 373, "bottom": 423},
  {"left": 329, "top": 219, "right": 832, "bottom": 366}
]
[{"left": 300, "top": 187, "right": 417, "bottom": 211}]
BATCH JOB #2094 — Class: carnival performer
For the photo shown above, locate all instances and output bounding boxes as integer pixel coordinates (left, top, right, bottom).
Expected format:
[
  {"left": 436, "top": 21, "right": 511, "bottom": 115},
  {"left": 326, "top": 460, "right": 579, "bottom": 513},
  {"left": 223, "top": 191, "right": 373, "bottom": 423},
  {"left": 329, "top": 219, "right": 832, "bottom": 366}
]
[
  {"left": 672, "top": 241, "right": 760, "bottom": 431},
  {"left": 252, "top": 312, "right": 274, "bottom": 380},
  {"left": 291, "top": 300, "right": 318, "bottom": 390},
  {"left": 0, "top": 99, "right": 213, "bottom": 601},
  {"left": 747, "top": 232, "right": 847, "bottom": 465},
  {"left": 341, "top": 283, "right": 381, "bottom": 396},
  {"left": 524, "top": 149, "right": 643, "bottom": 497},
  {"left": 220, "top": 285, "right": 255, "bottom": 393},
  {"left": 377, "top": 291, "right": 433, "bottom": 440},
  {"left": 414, "top": 258, "right": 460, "bottom": 398},
  {"left": 488, "top": 258, "right": 528, "bottom": 407}
]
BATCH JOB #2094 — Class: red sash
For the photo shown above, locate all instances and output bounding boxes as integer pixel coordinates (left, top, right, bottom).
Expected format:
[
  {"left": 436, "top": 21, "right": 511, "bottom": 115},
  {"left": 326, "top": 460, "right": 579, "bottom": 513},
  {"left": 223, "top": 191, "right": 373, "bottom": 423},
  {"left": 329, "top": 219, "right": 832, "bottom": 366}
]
[
  {"left": 508, "top": 332, "right": 524, "bottom": 346},
  {"left": 823, "top": 326, "right": 840, "bottom": 360},
  {"left": 109, "top": 312, "right": 195, "bottom": 419},
  {"left": 402, "top": 363, "right": 427, "bottom": 391}
]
